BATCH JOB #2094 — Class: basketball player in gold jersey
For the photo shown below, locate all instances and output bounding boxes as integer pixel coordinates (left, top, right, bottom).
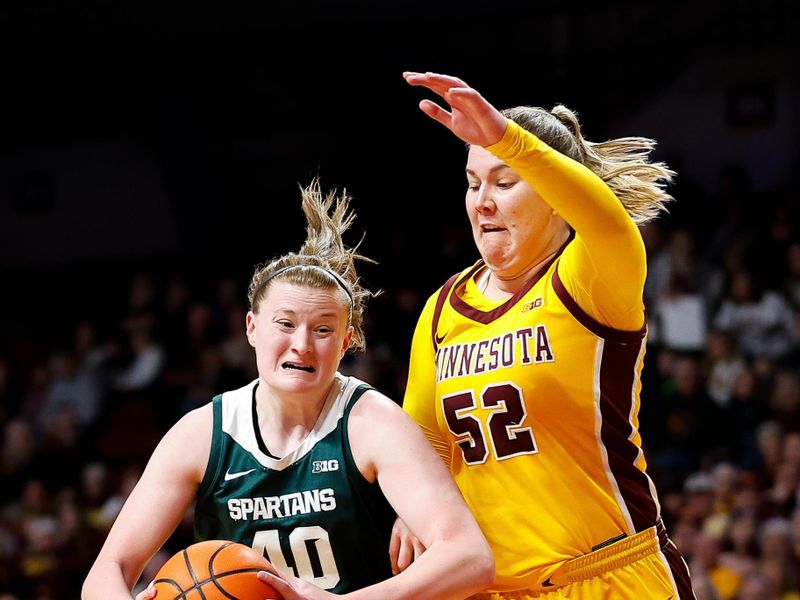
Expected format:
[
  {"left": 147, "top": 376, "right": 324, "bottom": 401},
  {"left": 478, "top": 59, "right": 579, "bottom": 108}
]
[{"left": 396, "top": 72, "right": 696, "bottom": 599}]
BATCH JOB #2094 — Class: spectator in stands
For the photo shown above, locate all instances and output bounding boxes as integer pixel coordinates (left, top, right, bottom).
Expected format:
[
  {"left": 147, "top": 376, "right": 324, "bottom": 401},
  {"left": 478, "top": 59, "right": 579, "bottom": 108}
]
[{"left": 713, "top": 267, "right": 798, "bottom": 362}]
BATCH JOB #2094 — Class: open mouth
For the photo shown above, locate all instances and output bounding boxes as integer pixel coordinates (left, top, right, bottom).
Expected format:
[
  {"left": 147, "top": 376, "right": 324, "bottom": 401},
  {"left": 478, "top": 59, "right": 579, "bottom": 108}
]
[
  {"left": 481, "top": 224, "right": 505, "bottom": 233},
  {"left": 282, "top": 362, "right": 314, "bottom": 373}
]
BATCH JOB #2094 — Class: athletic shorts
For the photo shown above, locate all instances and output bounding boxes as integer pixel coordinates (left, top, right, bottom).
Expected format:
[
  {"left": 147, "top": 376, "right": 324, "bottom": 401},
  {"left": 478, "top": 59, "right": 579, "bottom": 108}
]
[{"left": 471, "top": 521, "right": 696, "bottom": 600}]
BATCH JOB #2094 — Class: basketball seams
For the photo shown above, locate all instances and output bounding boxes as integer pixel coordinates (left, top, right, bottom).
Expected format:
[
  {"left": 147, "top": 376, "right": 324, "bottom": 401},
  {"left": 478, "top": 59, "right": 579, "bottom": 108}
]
[
  {"left": 156, "top": 569, "right": 267, "bottom": 598},
  {"left": 184, "top": 547, "right": 202, "bottom": 585},
  {"left": 209, "top": 567, "right": 268, "bottom": 600},
  {"left": 156, "top": 540, "right": 278, "bottom": 599},
  {"left": 152, "top": 577, "right": 189, "bottom": 599},
  {"left": 186, "top": 546, "right": 208, "bottom": 600}
]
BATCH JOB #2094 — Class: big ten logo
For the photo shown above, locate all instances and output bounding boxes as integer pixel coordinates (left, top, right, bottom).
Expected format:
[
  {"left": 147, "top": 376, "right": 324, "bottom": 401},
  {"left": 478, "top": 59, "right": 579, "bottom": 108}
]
[
  {"left": 312, "top": 459, "right": 339, "bottom": 474},
  {"left": 522, "top": 298, "right": 543, "bottom": 313}
]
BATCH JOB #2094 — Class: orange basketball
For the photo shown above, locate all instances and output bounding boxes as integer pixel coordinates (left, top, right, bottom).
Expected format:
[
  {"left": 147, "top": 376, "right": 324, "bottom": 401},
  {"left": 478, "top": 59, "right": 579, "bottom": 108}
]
[{"left": 152, "top": 540, "right": 282, "bottom": 600}]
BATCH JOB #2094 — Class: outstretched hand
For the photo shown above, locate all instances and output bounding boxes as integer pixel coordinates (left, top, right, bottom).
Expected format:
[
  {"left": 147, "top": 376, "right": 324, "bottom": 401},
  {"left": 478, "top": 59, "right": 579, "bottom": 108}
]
[{"left": 403, "top": 71, "right": 508, "bottom": 147}]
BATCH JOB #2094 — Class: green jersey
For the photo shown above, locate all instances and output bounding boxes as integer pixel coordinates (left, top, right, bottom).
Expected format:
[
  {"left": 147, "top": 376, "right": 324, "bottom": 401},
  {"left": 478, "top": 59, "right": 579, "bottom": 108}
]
[{"left": 195, "top": 374, "right": 396, "bottom": 593}]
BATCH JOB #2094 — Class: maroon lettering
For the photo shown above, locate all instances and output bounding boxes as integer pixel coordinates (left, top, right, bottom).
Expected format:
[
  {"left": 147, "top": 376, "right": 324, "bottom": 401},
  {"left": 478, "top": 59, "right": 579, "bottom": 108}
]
[
  {"left": 535, "top": 325, "right": 554, "bottom": 363},
  {"left": 442, "top": 384, "right": 538, "bottom": 465},
  {"left": 474, "top": 339, "right": 489, "bottom": 374},
  {"left": 483, "top": 383, "right": 537, "bottom": 459},
  {"left": 458, "top": 343, "right": 476, "bottom": 377},
  {"left": 517, "top": 328, "right": 533, "bottom": 365},
  {"left": 442, "top": 392, "right": 488, "bottom": 465}
]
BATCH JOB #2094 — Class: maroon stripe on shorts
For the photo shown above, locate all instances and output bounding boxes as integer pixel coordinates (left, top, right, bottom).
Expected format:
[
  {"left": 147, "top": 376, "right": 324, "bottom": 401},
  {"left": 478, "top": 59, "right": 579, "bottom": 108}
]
[{"left": 657, "top": 521, "right": 697, "bottom": 599}]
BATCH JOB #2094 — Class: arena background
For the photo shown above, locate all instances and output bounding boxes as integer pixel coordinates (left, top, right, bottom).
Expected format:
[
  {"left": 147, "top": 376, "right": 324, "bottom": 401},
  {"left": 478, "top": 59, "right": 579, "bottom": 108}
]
[{"left": 1, "top": 2, "right": 799, "bottom": 598}]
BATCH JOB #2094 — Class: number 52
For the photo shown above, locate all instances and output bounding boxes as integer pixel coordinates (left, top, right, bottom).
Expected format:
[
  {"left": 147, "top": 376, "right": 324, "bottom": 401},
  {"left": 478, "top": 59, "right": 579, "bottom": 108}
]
[{"left": 442, "top": 383, "right": 538, "bottom": 465}]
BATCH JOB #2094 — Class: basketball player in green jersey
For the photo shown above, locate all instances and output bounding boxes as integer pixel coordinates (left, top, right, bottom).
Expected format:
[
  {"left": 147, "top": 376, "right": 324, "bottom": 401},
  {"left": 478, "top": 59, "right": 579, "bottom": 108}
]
[{"left": 82, "top": 181, "right": 494, "bottom": 600}]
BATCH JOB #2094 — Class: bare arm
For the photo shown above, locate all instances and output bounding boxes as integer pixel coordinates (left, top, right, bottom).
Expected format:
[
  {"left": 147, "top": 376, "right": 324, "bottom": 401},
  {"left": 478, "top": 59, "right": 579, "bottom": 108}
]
[
  {"left": 260, "top": 390, "right": 494, "bottom": 600},
  {"left": 81, "top": 406, "right": 213, "bottom": 599}
]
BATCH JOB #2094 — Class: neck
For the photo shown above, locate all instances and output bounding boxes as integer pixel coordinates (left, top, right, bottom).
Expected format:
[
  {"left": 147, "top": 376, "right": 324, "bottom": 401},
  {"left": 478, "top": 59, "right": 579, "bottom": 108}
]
[{"left": 254, "top": 379, "right": 335, "bottom": 453}]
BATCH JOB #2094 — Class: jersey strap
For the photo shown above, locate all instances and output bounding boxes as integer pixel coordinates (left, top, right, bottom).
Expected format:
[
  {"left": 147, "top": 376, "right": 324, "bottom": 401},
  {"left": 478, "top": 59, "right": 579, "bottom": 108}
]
[{"left": 431, "top": 271, "right": 461, "bottom": 352}]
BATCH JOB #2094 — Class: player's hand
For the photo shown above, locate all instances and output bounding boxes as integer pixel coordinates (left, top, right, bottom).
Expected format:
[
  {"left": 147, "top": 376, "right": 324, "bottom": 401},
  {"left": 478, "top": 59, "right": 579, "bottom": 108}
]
[
  {"left": 389, "top": 517, "right": 427, "bottom": 574},
  {"left": 403, "top": 71, "right": 508, "bottom": 147},
  {"left": 257, "top": 567, "right": 334, "bottom": 600},
  {"left": 134, "top": 582, "right": 157, "bottom": 600}
]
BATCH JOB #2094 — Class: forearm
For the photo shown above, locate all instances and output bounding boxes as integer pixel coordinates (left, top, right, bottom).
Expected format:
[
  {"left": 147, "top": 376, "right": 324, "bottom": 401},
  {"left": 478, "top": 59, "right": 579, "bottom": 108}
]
[
  {"left": 490, "top": 121, "right": 647, "bottom": 325},
  {"left": 488, "top": 120, "right": 637, "bottom": 242},
  {"left": 344, "top": 539, "right": 494, "bottom": 600},
  {"left": 82, "top": 559, "right": 138, "bottom": 600}
]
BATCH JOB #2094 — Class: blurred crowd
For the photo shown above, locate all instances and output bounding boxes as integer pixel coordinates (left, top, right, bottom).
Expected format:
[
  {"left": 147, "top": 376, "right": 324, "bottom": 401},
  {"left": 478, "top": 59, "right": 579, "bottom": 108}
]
[{"left": 1, "top": 163, "right": 800, "bottom": 599}]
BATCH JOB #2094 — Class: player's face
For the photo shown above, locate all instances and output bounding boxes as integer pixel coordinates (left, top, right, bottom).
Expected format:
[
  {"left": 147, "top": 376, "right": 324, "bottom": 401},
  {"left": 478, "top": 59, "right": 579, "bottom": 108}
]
[
  {"left": 246, "top": 281, "right": 353, "bottom": 399},
  {"left": 465, "top": 146, "right": 567, "bottom": 279}
]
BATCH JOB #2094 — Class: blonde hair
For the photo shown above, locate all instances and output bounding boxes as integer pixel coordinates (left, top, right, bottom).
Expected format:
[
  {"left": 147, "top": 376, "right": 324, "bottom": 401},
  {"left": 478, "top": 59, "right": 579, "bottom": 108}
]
[
  {"left": 247, "top": 179, "right": 377, "bottom": 352},
  {"left": 502, "top": 105, "right": 675, "bottom": 224}
]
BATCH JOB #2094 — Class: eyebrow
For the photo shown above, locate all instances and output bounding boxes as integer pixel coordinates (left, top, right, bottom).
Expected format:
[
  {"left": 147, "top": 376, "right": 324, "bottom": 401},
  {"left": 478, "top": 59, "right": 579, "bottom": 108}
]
[
  {"left": 466, "top": 164, "right": 513, "bottom": 177},
  {"left": 274, "top": 308, "right": 341, "bottom": 319}
]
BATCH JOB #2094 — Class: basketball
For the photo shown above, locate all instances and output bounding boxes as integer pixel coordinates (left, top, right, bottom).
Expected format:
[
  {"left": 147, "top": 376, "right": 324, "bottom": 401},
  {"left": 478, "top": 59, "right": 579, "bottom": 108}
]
[{"left": 152, "top": 540, "right": 282, "bottom": 599}]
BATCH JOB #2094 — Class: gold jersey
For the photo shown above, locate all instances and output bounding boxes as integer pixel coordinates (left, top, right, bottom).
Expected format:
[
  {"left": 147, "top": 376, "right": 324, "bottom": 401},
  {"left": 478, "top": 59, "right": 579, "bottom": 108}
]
[{"left": 403, "top": 121, "right": 665, "bottom": 592}]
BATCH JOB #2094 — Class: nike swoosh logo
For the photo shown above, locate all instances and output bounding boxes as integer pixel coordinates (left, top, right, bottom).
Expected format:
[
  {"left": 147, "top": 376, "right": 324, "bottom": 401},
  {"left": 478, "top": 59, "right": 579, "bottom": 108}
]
[
  {"left": 224, "top": 468, "right": 257, "bottom": 481},
  {"left": 434, "top": 331, "right": 447, "bottom": 345}
]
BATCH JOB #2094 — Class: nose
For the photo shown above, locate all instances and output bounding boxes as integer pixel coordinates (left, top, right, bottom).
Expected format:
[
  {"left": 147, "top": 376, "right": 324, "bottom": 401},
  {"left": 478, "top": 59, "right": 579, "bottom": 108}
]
[
  {"left": 290, "top": 327, "right": 313, "bottom": 355},
  {"left": 473, "top": 185, "right": 495, "bottom": 214}
]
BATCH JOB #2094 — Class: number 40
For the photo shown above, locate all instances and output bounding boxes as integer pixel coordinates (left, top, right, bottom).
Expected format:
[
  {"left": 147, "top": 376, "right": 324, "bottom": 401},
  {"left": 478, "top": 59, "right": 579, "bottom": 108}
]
[{"left": 252, "top": 526, "right": 340, "bottom": 590}]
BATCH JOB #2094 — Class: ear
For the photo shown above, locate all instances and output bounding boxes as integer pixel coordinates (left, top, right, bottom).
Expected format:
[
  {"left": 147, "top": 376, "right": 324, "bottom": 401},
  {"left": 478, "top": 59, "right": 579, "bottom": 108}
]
[
  {"left": 245, "top": 311, "right": 257, "bottom": 347},
  {"left": 341, "top": 327, "right": 354, "bottom": 357}
]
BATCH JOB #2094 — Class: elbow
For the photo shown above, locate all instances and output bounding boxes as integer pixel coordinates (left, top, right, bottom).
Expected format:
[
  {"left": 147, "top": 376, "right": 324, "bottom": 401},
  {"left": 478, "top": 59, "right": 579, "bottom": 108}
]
[
  {"left": 81, "top": 568, "right": 102, "bottom": 600},
  {"left": 470, "top": 546, "right": 496, "bottom": 589},
  {"left": 80, "top": 578, "right": 93, "bottom": 600}
]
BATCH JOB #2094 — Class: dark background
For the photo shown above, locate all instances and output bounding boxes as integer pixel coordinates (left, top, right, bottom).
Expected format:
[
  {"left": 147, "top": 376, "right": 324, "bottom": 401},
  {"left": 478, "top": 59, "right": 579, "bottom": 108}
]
[
  {"left": 3, "top": 1, "right": 796, "bottom": 324},
  {"left": 1, "top": 2, "right": 800, "bottom": 598}
]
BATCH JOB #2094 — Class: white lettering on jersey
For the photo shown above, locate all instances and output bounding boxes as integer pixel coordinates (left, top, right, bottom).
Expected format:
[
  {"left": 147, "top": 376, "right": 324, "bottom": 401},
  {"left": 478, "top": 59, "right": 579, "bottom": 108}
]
[
  {"left": 312, "top": 459, "right": 339, "bottom": 473},
  {"left": 228, "top": 488, "right": 337, "bottom": 521}
]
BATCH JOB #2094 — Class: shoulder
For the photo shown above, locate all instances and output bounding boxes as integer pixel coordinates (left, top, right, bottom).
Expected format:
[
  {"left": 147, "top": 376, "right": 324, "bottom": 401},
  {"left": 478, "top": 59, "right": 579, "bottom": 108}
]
[
  {"left": 347, "top": 387, "right": 454, "bottom": 488},
  {"left": 156, "top": 403, "right": 214, "bottom": 466},
  {"left": 349, "top": 388, "right": 406, "bottom": 425},
  {"left": 348, "top": 389, "right": 430, "bottom": 450},
  {"left": 171, "top": 402, "right": 214, "bottom": 436},
  {"left": 130, "top": 402, "right": 216, "bottom": 487}
]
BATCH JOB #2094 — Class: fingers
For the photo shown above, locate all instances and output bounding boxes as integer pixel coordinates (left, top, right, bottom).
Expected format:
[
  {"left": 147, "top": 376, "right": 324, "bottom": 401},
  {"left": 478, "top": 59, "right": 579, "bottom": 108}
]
[
  {"left": 404, "top": 69, "right": 506, "bottom": 146},
  {"left": 259, "top": 562, "right": 290, "bottom": 581},
  {"left": 418, "top": 99, "right": 453, "bottom": 130},
  {"left": 403, "top": 71, "right": 469, "bottom": 92},
  {"left": 258, "top": 571, "right": 296, "bottom": 599},
  {"left": 413, "top": 537, "right": 426, "bottom": 560},
  {"left": 389, "top": 518, "right": 415, "bottom": 574},
  {"left": 389, "top": 524, "right": 401, "bottom": 574},
  {"left": 135, "top": 582, "right": 157, "bottom": 600},
  {"left": 395, "top": 540, "right": 415, "bottom": 574},
  {"left": 404, "top": 71, "right": 470, "bottom": 106},
  {"left": 389, "top": 517, "right": 429, "bottom": 574}
]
